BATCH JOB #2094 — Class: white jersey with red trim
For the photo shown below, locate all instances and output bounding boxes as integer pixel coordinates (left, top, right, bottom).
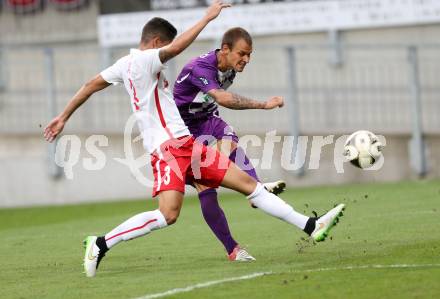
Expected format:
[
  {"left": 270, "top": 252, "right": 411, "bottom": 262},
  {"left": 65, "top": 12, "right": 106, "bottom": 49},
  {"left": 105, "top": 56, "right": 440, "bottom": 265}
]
[{"left": 101, "top": 48, "right": 190, "bottom": 153}]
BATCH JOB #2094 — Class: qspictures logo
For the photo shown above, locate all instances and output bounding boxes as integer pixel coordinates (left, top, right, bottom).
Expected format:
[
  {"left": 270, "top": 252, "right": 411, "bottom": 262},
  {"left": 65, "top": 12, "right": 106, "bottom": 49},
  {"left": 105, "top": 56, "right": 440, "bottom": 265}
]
[{"left": 53, "top": 114, "right": 386, "bottom": 186}]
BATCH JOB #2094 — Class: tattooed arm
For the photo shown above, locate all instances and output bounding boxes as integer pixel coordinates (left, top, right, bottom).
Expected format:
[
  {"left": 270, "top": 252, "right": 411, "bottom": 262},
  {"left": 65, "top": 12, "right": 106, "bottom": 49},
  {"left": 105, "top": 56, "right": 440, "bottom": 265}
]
[{"left": 208, "top": 89, "right": 284, "bottom": 110}]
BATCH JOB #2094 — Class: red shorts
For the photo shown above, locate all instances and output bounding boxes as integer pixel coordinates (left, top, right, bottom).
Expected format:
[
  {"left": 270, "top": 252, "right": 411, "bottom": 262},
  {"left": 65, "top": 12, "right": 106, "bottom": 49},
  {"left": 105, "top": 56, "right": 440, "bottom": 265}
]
[{"left": 150, "top": 136, "right": 230, "bottom": 197}]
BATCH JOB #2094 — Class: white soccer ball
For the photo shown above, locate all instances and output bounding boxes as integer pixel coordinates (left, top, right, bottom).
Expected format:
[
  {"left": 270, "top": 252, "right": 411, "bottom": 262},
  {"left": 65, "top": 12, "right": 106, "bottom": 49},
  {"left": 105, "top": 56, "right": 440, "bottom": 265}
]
[{"left": 344, "top": 130, "right": 384, "bottom": 169}]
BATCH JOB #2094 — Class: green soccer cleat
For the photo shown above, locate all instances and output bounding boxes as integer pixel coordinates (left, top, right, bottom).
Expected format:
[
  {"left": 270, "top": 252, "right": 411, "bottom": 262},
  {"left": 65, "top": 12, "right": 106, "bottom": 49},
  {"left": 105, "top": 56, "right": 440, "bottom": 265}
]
[
  {"left": 83, "top": 236, "right": 106, "bottom": 277},
  {"left": 311, "top": 204, "right": 345, "bottom": 242}
]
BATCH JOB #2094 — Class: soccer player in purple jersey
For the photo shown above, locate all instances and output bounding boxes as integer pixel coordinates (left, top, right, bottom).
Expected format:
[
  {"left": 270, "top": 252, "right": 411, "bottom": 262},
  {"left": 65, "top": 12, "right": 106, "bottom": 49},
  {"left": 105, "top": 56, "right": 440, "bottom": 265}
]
[{"left": 173, "top": 28, "right": 288, "bottom": 261}]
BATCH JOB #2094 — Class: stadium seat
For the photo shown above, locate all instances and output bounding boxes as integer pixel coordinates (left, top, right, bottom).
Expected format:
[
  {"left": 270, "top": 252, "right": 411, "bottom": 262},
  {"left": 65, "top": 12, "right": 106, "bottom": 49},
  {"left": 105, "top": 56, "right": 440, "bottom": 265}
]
[
  {"left": 51, "top": 0, "right": 89, "bottom": 11},
  {"left": 7, "top": 0, "right": 44, "bottom": 14}
]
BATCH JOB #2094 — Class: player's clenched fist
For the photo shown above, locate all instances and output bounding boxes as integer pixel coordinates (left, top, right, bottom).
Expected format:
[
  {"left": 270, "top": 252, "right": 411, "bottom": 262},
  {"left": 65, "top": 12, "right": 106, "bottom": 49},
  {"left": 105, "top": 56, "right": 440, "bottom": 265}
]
[
  {"left": 264, "top": 96, "right": 284, "bottom": 109},
  {"left": 204, "top": 0, "right": 231, "bottom": 22}
]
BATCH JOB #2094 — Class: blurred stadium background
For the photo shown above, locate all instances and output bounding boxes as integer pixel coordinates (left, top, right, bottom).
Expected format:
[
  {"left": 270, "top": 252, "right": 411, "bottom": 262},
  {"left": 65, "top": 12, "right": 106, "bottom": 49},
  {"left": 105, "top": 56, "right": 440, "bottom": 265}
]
[{"left": 1, "top": 0, "right": 440, "bottom": 207}]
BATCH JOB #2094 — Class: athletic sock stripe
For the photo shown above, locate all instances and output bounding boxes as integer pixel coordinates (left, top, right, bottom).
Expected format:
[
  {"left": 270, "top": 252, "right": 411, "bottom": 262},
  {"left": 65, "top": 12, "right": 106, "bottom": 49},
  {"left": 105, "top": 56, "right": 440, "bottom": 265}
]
[{"left": 105, "top": 219, "right": 158, "bottom": 241}]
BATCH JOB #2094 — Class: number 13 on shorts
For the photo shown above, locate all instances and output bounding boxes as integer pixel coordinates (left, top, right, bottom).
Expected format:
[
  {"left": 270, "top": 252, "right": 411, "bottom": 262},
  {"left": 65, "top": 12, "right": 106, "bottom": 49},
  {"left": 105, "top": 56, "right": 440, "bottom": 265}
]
[
  {"left": 155, "top": 160, "right": 171, "bottom": 191},
  {"left": 150, "top": 150, "right": 189, "bottom": 197}
]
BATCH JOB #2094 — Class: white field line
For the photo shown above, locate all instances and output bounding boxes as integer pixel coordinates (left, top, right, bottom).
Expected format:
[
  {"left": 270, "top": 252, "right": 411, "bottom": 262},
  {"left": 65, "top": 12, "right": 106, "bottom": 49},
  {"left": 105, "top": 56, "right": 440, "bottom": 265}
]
[
  {"left": 133, "top": 272, "right": 272, "bottom": 299},
  {"left": 293, "top": 263, "right": 440, "bottom": 273},
  {"left": 133, "top": 263, "right": 440, "bottom": 299}
]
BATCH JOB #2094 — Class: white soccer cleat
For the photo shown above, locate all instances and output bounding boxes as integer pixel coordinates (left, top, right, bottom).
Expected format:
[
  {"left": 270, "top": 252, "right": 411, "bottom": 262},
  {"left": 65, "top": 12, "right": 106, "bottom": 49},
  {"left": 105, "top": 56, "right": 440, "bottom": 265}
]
[
  {"left": 83, "top": 236, "right": 106, "bottom": 277},
  {"left": 263, "top": 180, "right": 286, "bottom": 195},
  {"left": 228, "top": 246, "right": 256, "bottom": 262},
  {"left": 311, "top": 204, "right": 345, "bottom": 242}
]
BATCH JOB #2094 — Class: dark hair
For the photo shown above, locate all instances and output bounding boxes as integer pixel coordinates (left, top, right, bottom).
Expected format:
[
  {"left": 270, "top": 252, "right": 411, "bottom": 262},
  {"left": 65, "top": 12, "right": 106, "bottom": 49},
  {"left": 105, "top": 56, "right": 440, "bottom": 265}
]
[
  {"left": 141, "top": 17, "right": 177, "bottom": 44},
  {"left": 221, "top": 27, "right": 252, "bottom": 50}
]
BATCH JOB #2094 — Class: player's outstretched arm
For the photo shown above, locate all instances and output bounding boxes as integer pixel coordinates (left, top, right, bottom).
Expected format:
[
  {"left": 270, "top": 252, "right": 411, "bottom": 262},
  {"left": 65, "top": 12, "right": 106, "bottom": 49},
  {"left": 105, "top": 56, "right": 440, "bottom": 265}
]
[
  {"left": 208, "top": 89, "right": 284, "bottom": 110},
  {"left": 159, "top": 0, "right": 231, "bottom": 63},
  {"left": 43, "top": 74, "right": 110, "bottom": 142}
]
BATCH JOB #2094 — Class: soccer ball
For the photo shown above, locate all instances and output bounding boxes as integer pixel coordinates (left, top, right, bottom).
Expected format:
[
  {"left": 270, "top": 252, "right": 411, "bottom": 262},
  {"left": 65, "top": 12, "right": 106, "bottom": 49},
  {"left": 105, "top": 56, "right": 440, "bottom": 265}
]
[{"left": 344, "top": 130, "right": 383, "bottom": 169}]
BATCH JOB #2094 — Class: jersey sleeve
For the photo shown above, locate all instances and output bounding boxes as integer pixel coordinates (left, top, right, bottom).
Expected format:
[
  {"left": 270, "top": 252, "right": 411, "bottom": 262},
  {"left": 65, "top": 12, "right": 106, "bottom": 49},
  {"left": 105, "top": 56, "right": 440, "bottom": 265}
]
[
  {"left": 140, "top": 48, "right": 166, "bottom": 75},
  {"left": 189, "top": 63, "right": 221, "bottom": 94},
  {"left": 100, "top": 59, "right": 124, "bottom": 85}
]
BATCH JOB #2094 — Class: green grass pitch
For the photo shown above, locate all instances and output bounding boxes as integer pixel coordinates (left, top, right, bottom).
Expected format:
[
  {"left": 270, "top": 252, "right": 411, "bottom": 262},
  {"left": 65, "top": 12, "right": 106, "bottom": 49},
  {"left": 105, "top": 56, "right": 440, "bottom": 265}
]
[{"left": 1, "top": 180, "right": 439, "bottom": 299}]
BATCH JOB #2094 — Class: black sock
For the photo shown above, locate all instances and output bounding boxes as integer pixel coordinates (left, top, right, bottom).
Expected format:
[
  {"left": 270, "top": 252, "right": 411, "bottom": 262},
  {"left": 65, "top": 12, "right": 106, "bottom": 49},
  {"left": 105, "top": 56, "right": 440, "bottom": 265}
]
[
  {"left": 303, "top": 217, "right": 317, "bottom": 236},
  {"left": 96, "top": 236, "right": 109, "bottom": 253}
]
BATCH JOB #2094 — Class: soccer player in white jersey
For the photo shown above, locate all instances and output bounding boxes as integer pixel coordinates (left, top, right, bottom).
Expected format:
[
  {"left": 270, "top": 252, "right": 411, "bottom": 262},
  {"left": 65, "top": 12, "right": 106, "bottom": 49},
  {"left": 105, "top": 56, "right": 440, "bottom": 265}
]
[{"left": 44, "top": 1, "right": 345, "bottom": 278}]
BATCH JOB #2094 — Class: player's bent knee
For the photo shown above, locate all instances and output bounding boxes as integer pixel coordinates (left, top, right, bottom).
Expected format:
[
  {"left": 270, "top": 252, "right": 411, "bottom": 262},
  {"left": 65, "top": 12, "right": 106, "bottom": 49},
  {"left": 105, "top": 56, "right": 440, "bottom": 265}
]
[
  {"left": 164, "top": 214, "right": 179, "bottom": 225},
  {"left": 161, "top": 210, "right": 180, "bottom": 225},
  {"left": 166, "top": 216, "right": 178, "bottom": 225}
]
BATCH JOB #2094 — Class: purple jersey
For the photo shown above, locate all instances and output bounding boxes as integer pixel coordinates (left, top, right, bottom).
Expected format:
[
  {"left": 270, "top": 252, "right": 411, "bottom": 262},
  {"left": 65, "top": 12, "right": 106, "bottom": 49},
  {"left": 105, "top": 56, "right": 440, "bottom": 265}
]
[{"left": 173, "top": 50, "right": 236, "bottom": 128}]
